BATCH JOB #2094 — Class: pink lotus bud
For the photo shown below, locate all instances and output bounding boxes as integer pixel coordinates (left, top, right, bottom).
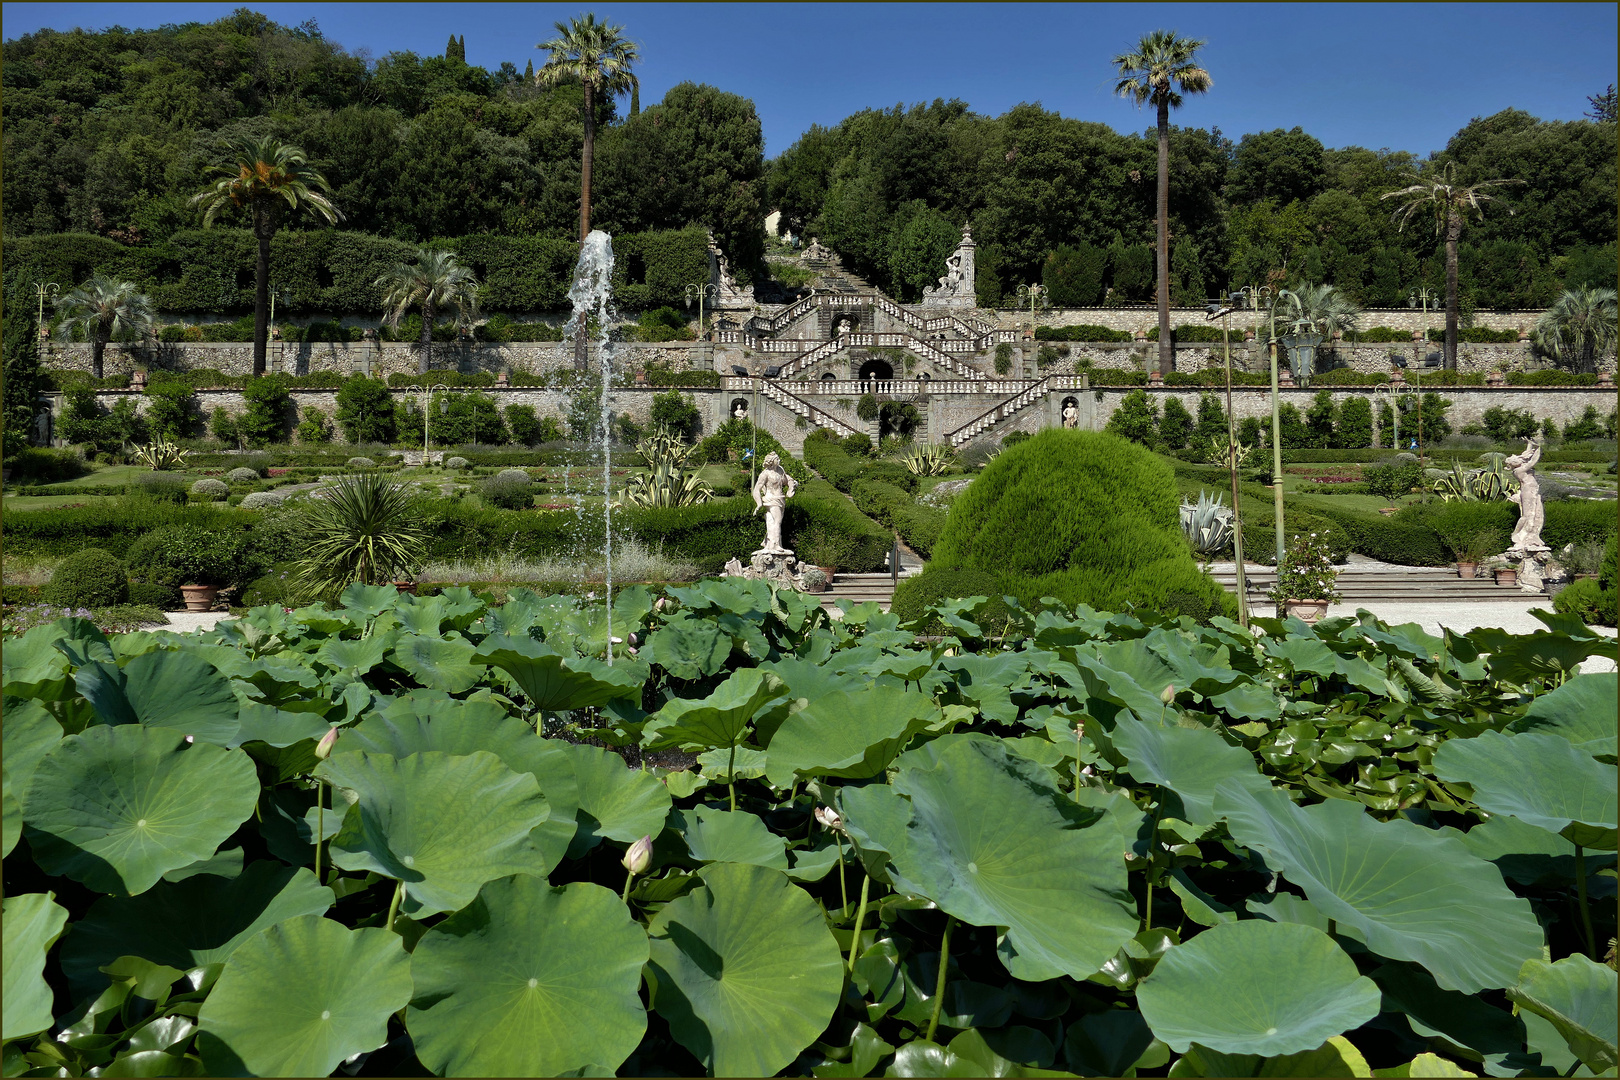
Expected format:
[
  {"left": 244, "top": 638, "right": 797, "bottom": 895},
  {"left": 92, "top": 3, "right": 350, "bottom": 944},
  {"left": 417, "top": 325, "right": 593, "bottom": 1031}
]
[
  {"left": 315, "top": 727, "right": 340, "bottom": 761},
  {"left": 814, "top": 805, "right": 843, "bottom": 831},
  {"left": 627, "top": 632, "right": 638, "bottom": 646},
  {"left": 654, "top": 597, "right": 667, "bottom": 612},
  {"left": 622, "top": 835, "right": 652, "bottom": 876},
  {"left": 1160, "top": 684, "right": 1177, "bottom": 705}
]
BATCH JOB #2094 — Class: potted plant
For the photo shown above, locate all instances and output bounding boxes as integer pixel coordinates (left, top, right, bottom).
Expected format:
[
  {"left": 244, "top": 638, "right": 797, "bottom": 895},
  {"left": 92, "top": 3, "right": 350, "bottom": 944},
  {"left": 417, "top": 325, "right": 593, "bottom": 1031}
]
[
  {"left": 1365, "top": 462, "right": 1420, "bottom": 515},
  {"left": 126, "top": 525, "right": 248, "bottom": 611},
  {"left": 1563, "top": 539, "right": 1606, "bottom": 582},
  {"left": 1267, "top": 531, "right": 1341, "bottom": 623},
  {"left": 1481, "top": 555, "right": 1518, "bottom": 587},
  {"left": 798, "top": 566, "right": 828, "bottom": 594},
  {"left": 1450, "top": 531, "right": 1496, "bottom": 579},
  {"left": 798, "top": 526, "right": 854, "bottom": 584}
]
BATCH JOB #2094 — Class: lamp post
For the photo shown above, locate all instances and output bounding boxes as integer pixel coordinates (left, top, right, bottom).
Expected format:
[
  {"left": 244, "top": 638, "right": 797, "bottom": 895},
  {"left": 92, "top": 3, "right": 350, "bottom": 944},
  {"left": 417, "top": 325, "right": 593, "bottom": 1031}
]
[
  {"left": 1234, "top": 285, "right": 1288, "bottom": 565},
  {"left": 33, "top": 282, "right": 60, "bottom": 329},
  {"left": 423, "top": 383, "right": 449, "bottom": 458},
  {"left": 1015, "top": 283, "right": 1046, "bottom": 338},
  {"left": 1208, "top": 296, "right": 1250, "bottom": 627},
  {"left": 685, "top": 282, "right": 718, "bottom": 368}
]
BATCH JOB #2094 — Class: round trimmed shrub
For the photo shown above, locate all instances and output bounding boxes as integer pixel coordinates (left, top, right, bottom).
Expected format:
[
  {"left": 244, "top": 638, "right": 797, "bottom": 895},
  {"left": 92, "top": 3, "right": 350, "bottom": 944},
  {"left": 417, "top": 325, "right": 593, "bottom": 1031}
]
[
  {"left": 190, "top": 477, "right": 230, "bottom": 499},
  {"left": 44, "top": 548, "right": 130, "bottom": 608},
  {"left": 445, "top": 456, "right": 470, "bottom": 470},
  {"left": 128, "top": 581, "right": 182, "bottom": 610},
  {"left": 226, "top": 467, "right": 260, "bottom": 484},
  {"left": 133, "top": 472, "right": 188, "bottom": 504},
  {"left": 239, "top": 490, "right": 287, "bottom": 509},
  {"left": 494, "top": 468, "right": 535, "bottom": 484},
  {"left": 928, "top": 428, "right": 1233, "bottom": 617},
  {"left": 478, "top": 475, "right": 535, "bottom": 511},
  {"left": 890, "top": 567, "right": 1014, "bottom": 632},
  {"left": 346, "top": 456, "right": 377, "bottom": 470}
]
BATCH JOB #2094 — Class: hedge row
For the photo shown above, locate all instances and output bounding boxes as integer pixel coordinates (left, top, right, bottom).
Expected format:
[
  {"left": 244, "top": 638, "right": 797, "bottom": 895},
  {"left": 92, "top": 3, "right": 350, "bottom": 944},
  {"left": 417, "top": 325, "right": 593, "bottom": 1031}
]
[{"left": 4, "top": 227, "right": 709, "bottom": 315}]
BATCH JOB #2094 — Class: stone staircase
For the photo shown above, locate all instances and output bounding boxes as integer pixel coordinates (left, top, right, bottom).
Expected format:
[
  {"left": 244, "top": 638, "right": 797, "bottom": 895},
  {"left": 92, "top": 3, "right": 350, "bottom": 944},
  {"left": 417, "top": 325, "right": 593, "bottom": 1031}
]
[
  {"left": 818, "top": 573, "right": 902, "bottom": 611},
  {"left": 946, "top": 379, "right": 1049, "bottom": 445},
  {"left": 757, "top": 381, "right": 860, "bottom": 438},
  {"left": 1208, "top": 562, "right": 1542, "bottom": 604}
]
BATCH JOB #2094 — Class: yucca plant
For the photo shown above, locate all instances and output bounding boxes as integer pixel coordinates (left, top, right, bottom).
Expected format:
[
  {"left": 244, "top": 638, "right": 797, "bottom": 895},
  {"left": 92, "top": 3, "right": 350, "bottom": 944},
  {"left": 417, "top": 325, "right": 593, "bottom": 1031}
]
[
  {"left": 131, "top": 438, "right": 191, "bottom": 471},
  {"left": 1179, "top": 489, "right": 1234, "bottom": 557},
  {"left": 1425, "top": 456, "right": 1517, "bottom": 502},
  {"left": 293, "top": 473, "right": 427, "bottom": 592},
  {"left": 899, "top": 443, "right": 957, "bottom": 476},
  {"left": 617, "top": 428, "right": 713, "bottom": 508}
]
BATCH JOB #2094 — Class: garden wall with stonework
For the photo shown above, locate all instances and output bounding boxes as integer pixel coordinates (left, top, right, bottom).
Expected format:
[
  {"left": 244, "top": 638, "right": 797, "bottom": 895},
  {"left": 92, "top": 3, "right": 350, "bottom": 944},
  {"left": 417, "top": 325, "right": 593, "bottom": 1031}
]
[{"left": 984, "top": 306, "right": 1544, "bottom": 336}]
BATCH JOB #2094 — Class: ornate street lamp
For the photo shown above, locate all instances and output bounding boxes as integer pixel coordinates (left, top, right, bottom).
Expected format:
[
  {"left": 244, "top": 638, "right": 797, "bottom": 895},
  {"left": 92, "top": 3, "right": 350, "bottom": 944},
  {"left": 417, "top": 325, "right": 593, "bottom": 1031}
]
[
  {"left": 1233, "top": 285, "right": 1289, "bottom": 565},
  {"left": 685, "top": 282, "right": 718, "bottom": 368},
  {"left": 1206, "top": 296, "right": 1250, "bottom": 627}
]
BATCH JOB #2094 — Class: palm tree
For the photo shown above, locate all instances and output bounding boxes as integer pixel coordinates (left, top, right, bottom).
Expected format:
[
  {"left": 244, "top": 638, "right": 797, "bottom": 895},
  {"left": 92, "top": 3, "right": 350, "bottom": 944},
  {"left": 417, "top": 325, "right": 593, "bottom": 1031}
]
[
  {"left": 536, "top": 13, "right": 640, "bottom": 242},
  {"left": 191, "top": 137, "right": 341, "bottom": 379},
  {"left": 294, "top": 473, "right": 428, "bottom": 595},
  {"left": 54, "top": 275, "right": 156, "bottom": 380},
  {"left": 1114, "top": 30, "right": 1212, "bottom": 376},
  {"left": 1531, "top": 286, "right": 1618, "bottom": 374},
  {"left": 1279, "top": 283, "right": 1362, "bottom": 339},
  {"left": 1381, "top": 161, "right": 1521, "bottom": 371},
  {"left": 376, "top": 249, "right": 481, "bottom": 374}
]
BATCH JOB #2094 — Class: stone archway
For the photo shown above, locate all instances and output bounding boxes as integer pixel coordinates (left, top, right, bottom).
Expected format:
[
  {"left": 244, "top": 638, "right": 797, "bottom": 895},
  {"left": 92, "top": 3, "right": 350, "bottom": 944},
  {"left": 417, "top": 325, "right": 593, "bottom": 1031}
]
[{"left": 858, "top": 358, "right": 893, "bottom": 383}]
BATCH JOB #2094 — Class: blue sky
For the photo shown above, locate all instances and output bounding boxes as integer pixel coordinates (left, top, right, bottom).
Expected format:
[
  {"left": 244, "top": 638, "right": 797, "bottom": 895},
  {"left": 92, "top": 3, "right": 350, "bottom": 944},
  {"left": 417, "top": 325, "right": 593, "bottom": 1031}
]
[{"left": 5, "top": 2, "right": 1616, "bottom": 157}]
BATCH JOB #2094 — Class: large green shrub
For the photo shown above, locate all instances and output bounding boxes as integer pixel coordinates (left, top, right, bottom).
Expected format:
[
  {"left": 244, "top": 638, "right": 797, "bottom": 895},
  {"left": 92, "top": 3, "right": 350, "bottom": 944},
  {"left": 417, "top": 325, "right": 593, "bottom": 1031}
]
[
  {"left": 927, "top": 429, "right": 1232, "bottom": 616},
  {"left": 890, "top": 566, "right": 1014, "bottom": 632},
  {"left": 1553, "top": 577, "right": 1616, "bottom": 627},
  {"left": 649, "top": 390, "right": 702, "bottom": 441},
  {"left": 124, "top": 524, "right": 252, "bottom": 587},
  {"left": 333, "top": 376, "right": 398, "bottom": 444},
  {"left": 4, "top": 447, "right": 88, "bottom": 485},
  {"left": 1314, "top": 506, "right": 1449, "bottom": 567},
  {"left": 1105, "top": 389, "right": 1158, "bottom": 446},
  {"left": 238, "top": 376, "right": 294, "bottom": 445},
  {"left": 43, "top": 548, "right": 129, "bottom": 607},
  {"left": 1035, "top": 324, "right": 1133, "bottom": 343}
]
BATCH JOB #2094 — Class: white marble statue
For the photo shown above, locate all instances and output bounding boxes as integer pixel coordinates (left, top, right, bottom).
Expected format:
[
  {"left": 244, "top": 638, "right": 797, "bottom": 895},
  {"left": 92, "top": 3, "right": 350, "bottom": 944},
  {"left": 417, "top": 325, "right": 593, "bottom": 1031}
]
[
  {"left": 1062, "top": 402, "right": 1078, "bottom": 428},
  {"left": 922, "top": 224, "right": 977, "bottom": 308},
  {"left": 751, "top": 451, "right": 798, "bottom": 555},
  {"left": 1504, "top": 439, "right": 1549, "bottom": 557}
]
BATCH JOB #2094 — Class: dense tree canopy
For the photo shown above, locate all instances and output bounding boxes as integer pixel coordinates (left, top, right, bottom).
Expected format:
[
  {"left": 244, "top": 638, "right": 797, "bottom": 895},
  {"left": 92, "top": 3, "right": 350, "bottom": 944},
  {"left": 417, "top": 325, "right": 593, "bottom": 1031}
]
[{"left": 3, "top": 12, "right": 1613, "bottom": 316}]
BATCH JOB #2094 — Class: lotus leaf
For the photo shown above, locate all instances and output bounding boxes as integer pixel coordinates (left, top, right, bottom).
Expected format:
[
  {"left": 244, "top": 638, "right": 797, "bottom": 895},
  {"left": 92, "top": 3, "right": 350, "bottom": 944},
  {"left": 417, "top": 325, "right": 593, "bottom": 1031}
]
[
  {"left": 673, "top": 806, "right": 789, "bottom": 869},
  {"left": 842, "top": 737, "right": 1138, "bottom": 982},
  {"left": 1506, "top": 955, "right": 1618, "bottom": 1074},
  {"left": 1137, "top": 920, "right": 1379, "bottom": 1056},
  {"left": 645, "top": 614, "right": 732, "bottom": 680},
  {"left": 314, "top": 633, "right": 396, "bottom": 676},
  {"left": 2, "top": 892, "right": 69, "bottom": 1041},
  {"left": 230, "top": 702, "right": 331, "bottom": 748},
  {"left": 2, "top": 701, "right": 62, "bottom": 856},
  {"left": 763, "top": 685, "right": 939, "bottom": 789},
  {"left": 1214, "top": 781, "right": 1544, "bottom": 993},
  {"left": 1432, "top": 730, "right": 1618, "bottom": 849},
  {"left": 559, "top": 743, "right": 672, "bottom": 856},
  {"left": 75, "top": 649, "right": 240, "bottom": 746},
  {"left": 197, "top": 915, "right": 412, "bottom": 1078},
  {"left": 1, "top": 625, "right": 74, "bottom": 700},
  {"left": 642, "top": 667, "right": 788, "bottom": 751},
  {"left": 59, "top": 862, "right": 333, "bottom": 999},
  {"left": 24, "top": 726, "right": 259, "bottom": 895},
  {"left": 389, "top": 633, "right": 483, "bottom": 693},
  {"left": 318, "top": 750, "right": 551, "bottom": 916},
  {"left": 1062, "top": 1008, "right": 1157, "bottom": 1077},
  {"left": 646, "top": 862, "right": 843, "bottom": 1077},
  {"left": 408, "top": 878, "right": 649, "bottom": 1077},
  {"left": 471, "top": 634, "right": 641, "bottom": 712},
  {"left": 1509, "top": 673, "right": 1617, "bottom": 758},
  {"left": 1110, "top": 715, "right": 1272, "bottom": 826}
]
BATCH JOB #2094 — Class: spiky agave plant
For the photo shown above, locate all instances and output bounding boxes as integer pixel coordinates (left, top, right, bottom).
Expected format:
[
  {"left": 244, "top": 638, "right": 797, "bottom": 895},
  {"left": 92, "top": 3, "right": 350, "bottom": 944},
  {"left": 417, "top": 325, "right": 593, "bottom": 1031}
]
[
  {"left": 131, "top": 438, "right": 191, "bottom": 471},
  {"left": 1179, "top": 489, "right": 1234, "bottom": 557},
  {"left": 899, "top": 443, "right": 957, "bottom": 476},
  {"left": 294, "top": 473, "right": 428, "bottom": 593},
  {"left": 617, "top": 428, "right": 714, "bottom": 508}
]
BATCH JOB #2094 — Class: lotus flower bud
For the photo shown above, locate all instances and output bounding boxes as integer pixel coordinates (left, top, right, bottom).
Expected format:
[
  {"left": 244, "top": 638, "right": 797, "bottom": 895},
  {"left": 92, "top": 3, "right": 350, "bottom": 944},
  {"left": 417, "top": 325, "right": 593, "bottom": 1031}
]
[
  {"left": 1159, "top": 684, "right": 1177, "bottom": 705},
  {"left": 622, "top": 835, "right": 652, "bottom": 876},
  {"left": 314, "top": 727, "right": 340, "bottom": 761},
  {"left": 627, "top": 632, "right": 638, "bottom": 646},
  {"left": 655, "top": 597, "right": 667, "bottom": 612},
  {"left": 627, "top": 646, "right": 638, "bottom": 657},
  {"left": 814, "top": 805, "right": 843, "bottom": 832}
]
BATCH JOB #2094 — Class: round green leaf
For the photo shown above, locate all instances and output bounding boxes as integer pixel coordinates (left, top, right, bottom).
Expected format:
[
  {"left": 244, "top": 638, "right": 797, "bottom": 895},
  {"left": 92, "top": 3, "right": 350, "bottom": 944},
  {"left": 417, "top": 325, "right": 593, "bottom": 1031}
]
[
  {"left": 762, "top": 684, "right": 939, "bottom": 788},
  {"left": 641, "top": 668, "right": 786, "bottom": 752},
  {"left": 390, "top": 634, "right": 483, "bottom": 694},
  {"left": 1433, "top": 730, "right": 1618, "bottom": 850},
  {"left": 408, "top": 878, "right": 648, "bottom": 1077},
  {"left": 839, "top": 736, "right": 1139, "bottom": 982},
  {"left": 23, "top": 726, "right": 259, "bottom": 895},
  {"left": 3, "top": 700, "right": 62, "bottom": 857},
  {"left": 1110, "top": 714, "right": 1271, "bottom": 827},
  {"left": 59, "top": 862, "right": 333, "bottom": 1000},
  {"left": 647, "top": 862, "right": 843, "bottom": 1077},
  {"left": 1137, "top": 920, "right": 1380, "bottom": 1056},
  {"left": 317, "top": 750, "right": 551, "bottom": 917},
  {"left": 673, "top": 806, "right": 788, "bottom": 869},
  {"left": 197, "top": 915, "right": 412, "bottom": 1078},
  {"left": 470, "top": 634, "right": 641, "bottom": 712},
  {"left": 644, "top": 615, "right": 732, "bottom": 682},
  {"left": 1507, "top": 955, "right": 1618, "bottom": 1074},
  {"left": 559, "top": 743, "right": 672, "bottom": 857},
  {"left": 344, "top": 711, "right": 579, "bottom": 870},
  {"left": 1511, "top": 673, "right": 1618, "bottom": 758},
  {"left": 1214, "top": 780, "right": 1544, "bottom": 993},
  {"left": 2, "top": 892, "right": 69, "bottom": 1041}
]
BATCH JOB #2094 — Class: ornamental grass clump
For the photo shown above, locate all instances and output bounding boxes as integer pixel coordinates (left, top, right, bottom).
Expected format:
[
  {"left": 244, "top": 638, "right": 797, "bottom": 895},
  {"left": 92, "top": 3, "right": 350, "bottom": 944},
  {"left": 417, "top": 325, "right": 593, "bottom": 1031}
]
[
  {"left": 1267, "top": 531, "right": 1342, "bottom": 605},
  {"left": 293, "top": 473, "right": 427, "bottom": 592}
]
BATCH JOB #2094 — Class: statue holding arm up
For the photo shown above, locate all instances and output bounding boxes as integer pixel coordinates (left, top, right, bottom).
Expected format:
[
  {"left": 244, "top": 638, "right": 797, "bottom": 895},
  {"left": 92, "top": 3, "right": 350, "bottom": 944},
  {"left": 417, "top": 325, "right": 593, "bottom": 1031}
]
[
  {"left": 751, "top": 451, "right": 798, "bottom": 555},
  {"left": 1504, "top": 438, "right": 1549, "bottom": 557}
]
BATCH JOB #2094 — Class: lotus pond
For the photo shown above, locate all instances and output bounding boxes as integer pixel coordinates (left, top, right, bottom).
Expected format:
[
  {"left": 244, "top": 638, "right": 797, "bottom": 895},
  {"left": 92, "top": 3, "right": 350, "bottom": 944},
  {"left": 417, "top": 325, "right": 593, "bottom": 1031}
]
[{"left": 2, "top": 581, "right": 1616, "bottom": 1078}]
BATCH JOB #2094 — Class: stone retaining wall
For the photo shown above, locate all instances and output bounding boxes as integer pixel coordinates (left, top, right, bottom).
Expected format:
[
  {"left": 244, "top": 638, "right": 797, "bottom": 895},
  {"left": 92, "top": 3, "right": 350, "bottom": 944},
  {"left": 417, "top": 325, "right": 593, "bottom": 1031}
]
[{"left": 985, "top": 306, "right": 1542, "bottom": 335}]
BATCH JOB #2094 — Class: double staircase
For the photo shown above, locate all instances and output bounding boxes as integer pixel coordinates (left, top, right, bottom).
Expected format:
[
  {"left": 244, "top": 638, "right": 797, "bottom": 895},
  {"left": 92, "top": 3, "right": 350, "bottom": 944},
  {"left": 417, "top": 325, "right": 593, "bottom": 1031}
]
[{"left": 945, "top": 379, "right": 1049, "bottom": 446}]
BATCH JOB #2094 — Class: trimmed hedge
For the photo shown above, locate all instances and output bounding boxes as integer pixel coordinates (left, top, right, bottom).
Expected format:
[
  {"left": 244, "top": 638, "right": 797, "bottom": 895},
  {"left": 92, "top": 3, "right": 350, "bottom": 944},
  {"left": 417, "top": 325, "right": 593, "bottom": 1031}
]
[
  {"left": 1427, "top": 327, "right": 1520, "bottom": 343},
  {"left": 644, "top": 366, "right": 721, "bottom": 388},
  {"left": 1312, "top": 506, "right": 1449, "bottom": 567},
  {"left": 1505, "top": 371, "right": 1601, "bottom": 386},
  {"left": 1035, "top": 324, "right": 1133, "bottom": 343},
  {"left": 1, "top": 499, "right": 254, "bottom": 556},
  {"left": 928, "top": 429, "right": 1233, "bottom": 616},
  {"left": 1239, "top": 509, "right": 1355, "bottom": 567},
  {"left": 43, "top": 548, "right": 129, "bottom": 607}
]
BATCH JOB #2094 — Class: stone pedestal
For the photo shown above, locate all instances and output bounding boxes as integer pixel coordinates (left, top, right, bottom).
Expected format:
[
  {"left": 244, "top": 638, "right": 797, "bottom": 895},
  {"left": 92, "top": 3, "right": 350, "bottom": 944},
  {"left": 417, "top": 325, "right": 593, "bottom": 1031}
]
[{"left": 723, "top": 549, "right": 808, "bottom": 591}]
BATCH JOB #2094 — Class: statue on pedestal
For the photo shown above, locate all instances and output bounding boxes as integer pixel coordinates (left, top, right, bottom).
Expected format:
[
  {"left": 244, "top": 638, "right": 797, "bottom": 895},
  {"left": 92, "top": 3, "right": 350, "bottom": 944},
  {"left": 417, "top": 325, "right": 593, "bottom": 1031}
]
[
  {"left": 751, "top": 451, "right": 797, "bottom": 555},
  {"left": 1504, "top": 439, "right": 1549, "bottom": 557},
  {"left": 922, "top": 225, "right": 977, "bottom": 309}
]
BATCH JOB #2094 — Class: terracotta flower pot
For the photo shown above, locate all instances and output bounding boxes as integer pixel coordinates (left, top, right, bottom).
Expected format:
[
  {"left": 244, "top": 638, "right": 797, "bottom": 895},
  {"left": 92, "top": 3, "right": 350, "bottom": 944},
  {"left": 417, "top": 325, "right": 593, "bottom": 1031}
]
[
  {"left": 1456, "top": 561, "right": 1479, "bottom": 579},
  {"left": 393, "top": 581, "right": 417, "bottom": 594},
  {"left": 1285, "top": 599, "right": 1329, "bottom": 623},
  {"left": 1494, "top": 568, "right": 1518, "bottom": 587},
  {"left": 180, "top": 584, "right": 219, "bottom": 612},
  {"left": 819, "top": 566, "right": 837, "bottom": 584}
]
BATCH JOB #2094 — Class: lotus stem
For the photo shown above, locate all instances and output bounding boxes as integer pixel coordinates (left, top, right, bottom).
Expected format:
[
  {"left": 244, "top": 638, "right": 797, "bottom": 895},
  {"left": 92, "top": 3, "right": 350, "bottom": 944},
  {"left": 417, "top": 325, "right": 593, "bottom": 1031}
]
[
  {"left": 727, "top": 741, "right": 739, "bottom": 811},
  {"left": 836, "top": 834, "right": 848, "bottom": 912},
  {"left": 314, "top": 781, "right": 324, "bottom": 884},
  {"left": 847, "top": 873, "right": 871, "bottom": 974},
  {"left": 925, "top": 915, "right": 955, "bottom": 1044},
  {"left": 1576, "top": 844, "right": 1596, "bottom": 957},
  {"left": 385, "top": 879, "right": 403, "bottom": 933},
  {"left": 622, "top": 867, "right": 635, "bottom": 903}
]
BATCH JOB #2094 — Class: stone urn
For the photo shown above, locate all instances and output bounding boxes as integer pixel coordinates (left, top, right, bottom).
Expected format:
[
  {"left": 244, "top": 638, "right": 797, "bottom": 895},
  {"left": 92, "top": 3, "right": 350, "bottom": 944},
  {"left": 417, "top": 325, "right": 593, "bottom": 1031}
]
[
  {"left": 180, "top": 584, "right": 219, "bottom": 612},
  {"left": 130, "top": 369, "right": 148, "bottom": 390},
  {"left": 1599, "top": 371, "right": 1615, "bottom": 388},
  {"left": 1494, "top": 567, "right": 1518, "bottom": 587},
  {"left": 1278, "top": 369, "right": 1295, "bottom": 389},
  {"left": 1456, "top": 561, "right": 1479, "bottom": 579},
  {"left": 1147, "top": 370, "right": 1163, "bottom": 386},
  {"left": 1285, "top": 599, "right": 1329, "bottom": 623},
  {"left": 1389, "top": 369, "right": 1406, "bottom": 387},
  {"left": 494, "top": 371, "right": 510, "bottom": 388},
  {"left": 1486, "top": 371, "right": 1505, "bottom": 388},
  {"left": 393, "top": 581, "right": 418, "bottom": 594}
]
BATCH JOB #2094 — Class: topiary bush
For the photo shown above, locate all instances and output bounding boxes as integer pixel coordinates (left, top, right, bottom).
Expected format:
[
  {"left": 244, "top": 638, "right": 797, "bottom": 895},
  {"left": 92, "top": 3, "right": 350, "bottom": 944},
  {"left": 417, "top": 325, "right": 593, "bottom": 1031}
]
[
  {"left": 124, "top": 525, "right": 251, "bottom": 588},
  {"left": 189, "top": 478, "right": 229, "bottom": 500},
  {"left": 226, "top": 467, "right": 260, "bottom": 484},
  {"left": 493, "top": 468, "right": 535, "bottom": 484},
  {"left": 346, "top": 456, "right": 377, "bottom": 470},
  {"left": 127, "top": 581, "right": 182, "bottom": 610},
  {"left": 43, "top": 548, "right": 129, "bottom": 608},
  {"left": 478, "top": 475, "right": 535, "bottom": 511},
  {"left": 132, "top": 472, "right": 188, "bottom": 504},
  {"left": 927, "top": 429, "right": 1233, "bottom": 616},
  {"left": 445, "top": 456, "right": 470, "bottom": 470},
  {"left": 238, "top": 490, "right": 286, "bottom": 510}
]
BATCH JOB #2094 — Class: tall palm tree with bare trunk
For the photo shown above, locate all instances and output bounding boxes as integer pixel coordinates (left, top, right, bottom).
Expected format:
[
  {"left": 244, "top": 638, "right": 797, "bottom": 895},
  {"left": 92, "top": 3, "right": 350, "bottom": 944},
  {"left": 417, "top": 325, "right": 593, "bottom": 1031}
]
[
  {"left": 536, "top": 13, "right": 640, "bottom": 243},
  {"left": 191, "top": 137, "right": 341, "bottom": 378},
  {"left": 1382, "top": 162, "right": 1521, "bottom": 371},
  {"left": 1114, "top": 30, "right": 1212, "bottom": 376}
]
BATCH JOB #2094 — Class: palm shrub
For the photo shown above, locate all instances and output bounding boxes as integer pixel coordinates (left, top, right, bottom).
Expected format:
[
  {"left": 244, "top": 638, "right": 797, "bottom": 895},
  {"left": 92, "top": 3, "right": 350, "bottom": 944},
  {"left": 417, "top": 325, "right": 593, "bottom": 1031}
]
[
  {"left": 1530, "top": 286, "right": 1617, "bottom": 374},
  {"left": 53, "top": 275, "right": 156, "bottom": 380},
  {"left": 43, "top": 548, "right": 129, "bottom": 607},
  {"left": 377, "top": 249, "right": 480, "bottom": 374},
  {"left": 293, "top": 474, "right": 428, "bottom": 592},
  {"left": 921, "top": 428, "right": 1231, "bottom": 616}
]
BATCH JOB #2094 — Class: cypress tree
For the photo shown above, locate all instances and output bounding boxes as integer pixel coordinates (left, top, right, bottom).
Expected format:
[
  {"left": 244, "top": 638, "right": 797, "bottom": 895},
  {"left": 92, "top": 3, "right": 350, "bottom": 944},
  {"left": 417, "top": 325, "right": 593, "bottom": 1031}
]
[{"left": 2, "top": 313, "right": 43, "bottom": 457}]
